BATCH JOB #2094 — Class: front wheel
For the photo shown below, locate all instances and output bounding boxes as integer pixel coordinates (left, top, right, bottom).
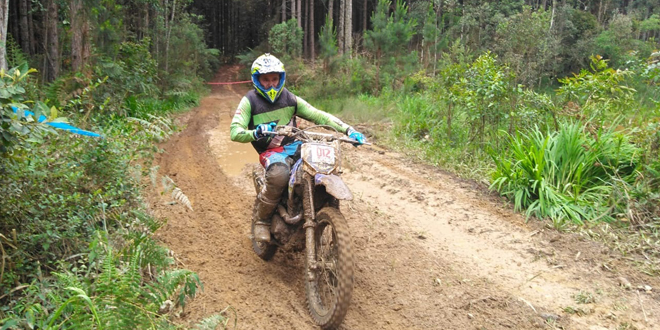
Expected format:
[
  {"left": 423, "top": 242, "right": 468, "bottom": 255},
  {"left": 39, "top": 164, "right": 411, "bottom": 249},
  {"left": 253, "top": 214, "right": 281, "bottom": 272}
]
[{"left": 305, "top": 207, "right": 354, "bottom": 329}]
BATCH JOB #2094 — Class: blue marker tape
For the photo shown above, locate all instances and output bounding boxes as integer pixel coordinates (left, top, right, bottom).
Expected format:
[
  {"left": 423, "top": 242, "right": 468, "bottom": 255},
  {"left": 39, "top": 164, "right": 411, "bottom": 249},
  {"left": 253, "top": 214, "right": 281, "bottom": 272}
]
[{"left": 10, "top": 105, "right": 102, "bottom": 138}]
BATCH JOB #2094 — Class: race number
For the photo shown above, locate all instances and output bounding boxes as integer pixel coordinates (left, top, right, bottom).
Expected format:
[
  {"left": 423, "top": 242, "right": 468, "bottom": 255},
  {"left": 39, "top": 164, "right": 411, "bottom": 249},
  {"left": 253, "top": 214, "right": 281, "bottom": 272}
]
[{"left": 309, "top": 145, "right": 336, "bottom": 165}]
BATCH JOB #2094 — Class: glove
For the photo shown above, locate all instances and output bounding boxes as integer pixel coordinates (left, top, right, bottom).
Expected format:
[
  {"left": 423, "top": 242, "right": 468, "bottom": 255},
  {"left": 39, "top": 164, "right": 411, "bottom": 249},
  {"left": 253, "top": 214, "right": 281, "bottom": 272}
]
[
  {"left": 253, "top": 122, "right": 277, "bottom": 139},
  {"left": 347, "top": 127, "right": 366, "bottom": 145}
]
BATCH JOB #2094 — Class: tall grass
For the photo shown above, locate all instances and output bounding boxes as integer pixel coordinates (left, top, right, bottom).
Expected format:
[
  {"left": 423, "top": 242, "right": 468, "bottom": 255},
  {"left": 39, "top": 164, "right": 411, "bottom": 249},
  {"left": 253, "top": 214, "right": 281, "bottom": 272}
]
[{"left": 490, "top": 121, "right": 640, "bottom": 227}]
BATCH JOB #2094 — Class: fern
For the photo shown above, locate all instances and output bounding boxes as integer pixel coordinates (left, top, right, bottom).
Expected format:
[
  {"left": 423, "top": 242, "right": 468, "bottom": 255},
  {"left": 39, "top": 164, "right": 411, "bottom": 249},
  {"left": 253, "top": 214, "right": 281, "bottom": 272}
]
[
  {"left": 146, "top": 269, "right": 202, "bottom": 310},
  {"left": 172, "top": 187, "right": 194, "bottom": 211},
  {"left": 162, "top": 176, "right": 194, "bottom": 211},
  {"left": 149, "top": 165, "right": 161, "bottom": 187},
  {"left": 127, "top": 117, "right": 170, "bottom": 142},
  {"left": 194, "top": 308, "right": 236, "bottom": 330}
]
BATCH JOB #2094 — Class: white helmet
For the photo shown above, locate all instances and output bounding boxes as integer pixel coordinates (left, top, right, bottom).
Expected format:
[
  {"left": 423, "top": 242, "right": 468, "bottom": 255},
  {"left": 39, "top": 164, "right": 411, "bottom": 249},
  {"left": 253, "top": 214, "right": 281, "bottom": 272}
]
[{"left": 251, "top": 53, "right": 286, "bottom": 103}]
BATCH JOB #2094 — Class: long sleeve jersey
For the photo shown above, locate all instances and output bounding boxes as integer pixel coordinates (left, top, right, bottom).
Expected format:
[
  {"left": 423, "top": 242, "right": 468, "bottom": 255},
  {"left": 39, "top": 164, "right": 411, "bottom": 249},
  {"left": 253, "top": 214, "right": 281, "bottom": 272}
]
[{"left": 230, "top": 88, "right": 351, "bottom": 154}]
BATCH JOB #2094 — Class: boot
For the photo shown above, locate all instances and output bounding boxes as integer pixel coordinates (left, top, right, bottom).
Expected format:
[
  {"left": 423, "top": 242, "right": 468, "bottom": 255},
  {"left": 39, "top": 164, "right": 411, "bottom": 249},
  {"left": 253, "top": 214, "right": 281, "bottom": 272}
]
[{"left": 253, "top": 194, "right": 279, "bottom": 243}]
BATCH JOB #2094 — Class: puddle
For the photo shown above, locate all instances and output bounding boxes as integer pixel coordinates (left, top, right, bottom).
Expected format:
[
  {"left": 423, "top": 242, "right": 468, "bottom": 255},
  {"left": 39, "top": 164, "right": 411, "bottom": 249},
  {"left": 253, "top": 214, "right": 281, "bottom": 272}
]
[{"left": 208, "top": 112, "right": 259, "bottom": 176}]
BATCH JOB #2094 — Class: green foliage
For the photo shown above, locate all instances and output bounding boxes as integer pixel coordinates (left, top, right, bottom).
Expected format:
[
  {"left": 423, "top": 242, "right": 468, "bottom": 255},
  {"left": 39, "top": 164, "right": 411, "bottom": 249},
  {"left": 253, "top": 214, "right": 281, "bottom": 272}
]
[
  {"left": 420, "top": 2, "right": 447, "bottom": 71},
  {"left": 494, "top": 7, "right": 558, "bottom": 86},
  {"left": 490, "top": 122, "right": 640, "bottom": 227},
  {"left": 0, "top": 67, "right": 201, "bottom": 327},
  {"left": 644, "top": 51, "right": 660, "bottom": 85},
  {"left": 594, "top": 13, "right": 636, "bottom": 67},
  {"left": 2, "top": 227, "right": 202, "bottom": 329},
  {"left": 268, "top": 19, "right": 303, "bottom": 59},
  {"left": 318, "top": 15, "right": 339, "bottom": 72},
  {"left": 0, "top": 64, "right": 67, "bottom": 157},
  {"left": 552, "top": 5, "right": 600, "bottom": 76},
  {"left": 294, "top": 56, "right": 378, "bottom": 99},
  {"left": 364, "top": 0, "right": 418, "bottom": 90},
  {"left": 91, "top": 0, "right": 125, "bottom": 55},
  {"left": 557, "top": 55, "right": 636, "bottom": 123},
  {"left": 162, "top": 13, "right": 221, "bottom": 85},
  {"left": 456, "top": 52, "right": 514, "bottom": 142}
]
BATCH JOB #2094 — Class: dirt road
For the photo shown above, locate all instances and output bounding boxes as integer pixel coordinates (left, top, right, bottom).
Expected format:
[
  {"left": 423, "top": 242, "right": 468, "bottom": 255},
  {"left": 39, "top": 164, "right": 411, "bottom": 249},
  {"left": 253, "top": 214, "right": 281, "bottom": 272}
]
[{"left": 147, "top": 67, "right": 660, "bottom": 330}]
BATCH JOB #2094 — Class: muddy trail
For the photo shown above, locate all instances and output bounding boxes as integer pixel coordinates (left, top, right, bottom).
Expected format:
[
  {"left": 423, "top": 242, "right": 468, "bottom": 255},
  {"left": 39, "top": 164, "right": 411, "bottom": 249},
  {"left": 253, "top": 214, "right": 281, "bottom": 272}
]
[{"left": 147, "top": 66, "right": 660, "bottom": 330}]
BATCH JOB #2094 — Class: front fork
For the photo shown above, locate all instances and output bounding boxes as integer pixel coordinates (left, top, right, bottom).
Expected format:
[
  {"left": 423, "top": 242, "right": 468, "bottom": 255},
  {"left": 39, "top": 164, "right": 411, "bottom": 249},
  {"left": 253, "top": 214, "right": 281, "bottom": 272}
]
[{"left": 302, "top": 173, "right": 318, "bottom": 282}]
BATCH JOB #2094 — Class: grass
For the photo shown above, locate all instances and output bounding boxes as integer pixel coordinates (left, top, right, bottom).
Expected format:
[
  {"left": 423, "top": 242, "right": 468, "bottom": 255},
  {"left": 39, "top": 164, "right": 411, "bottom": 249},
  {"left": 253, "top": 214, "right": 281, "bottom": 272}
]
[{"left": 490, "top": 121, "right": 640, "bottom": 226}]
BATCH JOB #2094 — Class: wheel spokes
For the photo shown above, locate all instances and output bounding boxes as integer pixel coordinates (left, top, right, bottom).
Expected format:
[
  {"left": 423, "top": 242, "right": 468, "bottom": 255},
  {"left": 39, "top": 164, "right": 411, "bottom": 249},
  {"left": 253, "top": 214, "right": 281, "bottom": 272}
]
[{"left": 314, "top": 222, "right": 340, "bottom": 312}]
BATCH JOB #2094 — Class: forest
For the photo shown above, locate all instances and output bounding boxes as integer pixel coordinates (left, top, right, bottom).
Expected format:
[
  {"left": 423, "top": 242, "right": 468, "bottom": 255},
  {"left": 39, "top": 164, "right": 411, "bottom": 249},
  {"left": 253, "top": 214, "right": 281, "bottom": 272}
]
[{"left": 0, "top": 0, "right": 659, "bottom": 328}]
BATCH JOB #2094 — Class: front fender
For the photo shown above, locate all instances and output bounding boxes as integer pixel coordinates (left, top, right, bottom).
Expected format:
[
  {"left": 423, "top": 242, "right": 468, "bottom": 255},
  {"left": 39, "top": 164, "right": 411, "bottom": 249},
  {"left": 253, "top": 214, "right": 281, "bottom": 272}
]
[{"left": 314, "top": 174, "right": 353, "bottom": 200}]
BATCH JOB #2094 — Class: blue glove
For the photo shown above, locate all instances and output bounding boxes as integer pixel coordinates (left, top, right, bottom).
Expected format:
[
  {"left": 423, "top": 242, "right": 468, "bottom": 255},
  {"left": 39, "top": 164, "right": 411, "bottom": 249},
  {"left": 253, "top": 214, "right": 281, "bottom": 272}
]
[
  {"left": 347, "top": 127, "right": 366, "bottom": 145},
  {"left": 254, "top": 122, "right": 277, "bottom": 139}
]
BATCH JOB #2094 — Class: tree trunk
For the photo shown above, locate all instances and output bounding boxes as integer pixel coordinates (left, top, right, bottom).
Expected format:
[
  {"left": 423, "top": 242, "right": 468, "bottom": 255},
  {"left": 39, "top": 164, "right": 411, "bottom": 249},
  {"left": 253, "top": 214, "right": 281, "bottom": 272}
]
[
  {"left": 165, "top": 0, "right": 177, "bottom": 73},
  {"left": 338, "top": 0, "right": 344, "bottom": 54},
  {"left": 310, "top": 0, "right": 315, "bottom": 61},
  {"left": 0, "top": 0, "right": 7, "bottom": 71},
  {"left": 27, "top": 0, "right": 35, "bottom": 54},
  {"left": 297, "top": 0, "right": 301, "bottom": 27},
  {"left": 549, "top": 0, "right": 556, "bottom": 31},
  {"left": 71, "top": 0, "right": 83, "bottom": 72},
  {"left": 18, "top": 0, "right": 29, "bottom": 55},
  {"left": 82, "top": 13, "right": 90, "bottom": 65},
  {"left": 282, "top": 0, "right": 286, "bottom": 22},
  {"left": 329, "top": 0, "right": 333, "bottom": 23},
  {"left": 291, "top": 0, "right": 295, "bottom": 23},
  {"left": 303, "top": 0, "right": 308, "bottom": 57},
  {"left": 362, "top": 0, "right": 367, "bottom": 34},
  {"left": 143, "top": 2, "right": 150, "bottom": 40},
  {"left": 345, "top": 0, "right": 351, "bottom": 56},
  {"left": 45, "top": 0, "right": 59, "bottom": 81}
]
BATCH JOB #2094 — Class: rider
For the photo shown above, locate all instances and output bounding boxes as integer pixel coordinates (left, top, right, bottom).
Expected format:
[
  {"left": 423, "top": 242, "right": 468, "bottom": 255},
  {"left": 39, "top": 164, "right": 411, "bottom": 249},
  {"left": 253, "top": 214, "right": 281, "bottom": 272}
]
[{"left": 230, "top": 53, "right": 366, "bottom": 243}]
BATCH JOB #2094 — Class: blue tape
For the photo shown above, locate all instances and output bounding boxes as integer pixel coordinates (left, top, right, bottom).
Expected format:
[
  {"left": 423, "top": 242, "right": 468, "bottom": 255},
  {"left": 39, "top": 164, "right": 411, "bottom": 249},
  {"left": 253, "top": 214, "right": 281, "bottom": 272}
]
[{"left": 10, "top": 105, "right": 102, "bottom": 138}]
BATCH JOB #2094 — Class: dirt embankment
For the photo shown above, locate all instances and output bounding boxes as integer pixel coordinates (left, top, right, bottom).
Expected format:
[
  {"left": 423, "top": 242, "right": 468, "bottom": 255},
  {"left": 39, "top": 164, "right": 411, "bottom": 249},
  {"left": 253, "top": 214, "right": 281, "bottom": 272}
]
[{"left": 146, "top": 66, "right": 660, "bottom": 330}]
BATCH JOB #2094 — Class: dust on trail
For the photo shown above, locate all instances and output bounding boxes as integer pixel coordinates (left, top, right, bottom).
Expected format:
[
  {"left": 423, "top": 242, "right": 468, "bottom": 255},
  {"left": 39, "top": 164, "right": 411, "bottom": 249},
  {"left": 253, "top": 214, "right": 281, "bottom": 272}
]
[{"left": 147, "top": 66, "right": 660, "bottom": 330}]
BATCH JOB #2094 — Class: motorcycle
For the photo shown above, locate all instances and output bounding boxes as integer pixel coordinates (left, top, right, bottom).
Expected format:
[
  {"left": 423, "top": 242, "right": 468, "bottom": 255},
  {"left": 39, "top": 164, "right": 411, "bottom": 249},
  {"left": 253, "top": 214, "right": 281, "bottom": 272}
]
[{"left": 251, "top": 125, "right": 363, "bottom": 329}]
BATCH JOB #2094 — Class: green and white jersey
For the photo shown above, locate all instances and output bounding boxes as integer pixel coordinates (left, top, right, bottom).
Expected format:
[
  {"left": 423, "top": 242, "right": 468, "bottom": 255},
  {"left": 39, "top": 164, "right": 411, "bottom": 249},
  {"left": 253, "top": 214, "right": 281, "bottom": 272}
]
[{"left": 230, "top": 88, "right": 351, "bottom": 153}]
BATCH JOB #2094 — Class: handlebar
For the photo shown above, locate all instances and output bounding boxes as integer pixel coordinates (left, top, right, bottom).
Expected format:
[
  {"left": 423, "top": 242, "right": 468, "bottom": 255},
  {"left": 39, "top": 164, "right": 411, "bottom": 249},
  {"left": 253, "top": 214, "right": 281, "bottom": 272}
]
[{"left": 263, "top": 125, "right": 371, "bottom": 146}]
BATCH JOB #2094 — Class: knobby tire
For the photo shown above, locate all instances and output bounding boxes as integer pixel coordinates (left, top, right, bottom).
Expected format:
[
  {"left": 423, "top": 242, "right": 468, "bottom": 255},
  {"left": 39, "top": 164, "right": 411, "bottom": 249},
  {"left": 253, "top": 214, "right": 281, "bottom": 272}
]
[{"left": 305, "top": 207, "right": 354, "bottom": 329}]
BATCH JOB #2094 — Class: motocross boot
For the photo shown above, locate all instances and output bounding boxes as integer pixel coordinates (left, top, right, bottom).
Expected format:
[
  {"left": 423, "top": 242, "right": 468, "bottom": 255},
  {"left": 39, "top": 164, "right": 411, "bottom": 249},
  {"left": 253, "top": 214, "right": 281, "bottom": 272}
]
[
  {"left": 253, "top": 162, "right": 290, "bottom": 243},
  {"left": 252, "top": 193, "right": 279, "bottom": 243}
]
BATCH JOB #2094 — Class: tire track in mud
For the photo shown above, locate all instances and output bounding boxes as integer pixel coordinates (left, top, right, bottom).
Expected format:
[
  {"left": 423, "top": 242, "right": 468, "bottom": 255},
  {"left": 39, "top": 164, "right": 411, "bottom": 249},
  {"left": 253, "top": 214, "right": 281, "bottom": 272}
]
[{"left": 147, "top": 67, "right": 659, "bottom": 330}]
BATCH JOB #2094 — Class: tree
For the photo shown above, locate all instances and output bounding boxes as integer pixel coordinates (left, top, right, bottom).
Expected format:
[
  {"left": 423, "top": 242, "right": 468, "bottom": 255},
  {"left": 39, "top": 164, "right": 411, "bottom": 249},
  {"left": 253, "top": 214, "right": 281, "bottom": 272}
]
[
  {"left": 318, "top": 14, "right": 338, "bottom": 71},
  {"left": 18, "top": 0, "right": 29, "bottom": 56},
  {"left": 344, "top": 0, "right": 352, "bottom": 56},
  {"left": 0, "top": 0, "right": 7, "bottom": 71},
  {"left": 71, "top": 0, "right": 89, "bottom": 72},
  {"left": 364, "top": 0, "right": 417, "bottom": 90},
  {"left": 495, "top": 7, "right": 558, "bottom": 86},
  {"left": 338, "top": 0, "right": 345, "bottom": 53},
  {"left": 269, "top": 19, "right": 303, "bottom": 58},
  {"left": 45, "top": 0, "right": 59, "bottom": 81},
  {"left": 310, "top": 0, "right": 315, "bottom": 60}
]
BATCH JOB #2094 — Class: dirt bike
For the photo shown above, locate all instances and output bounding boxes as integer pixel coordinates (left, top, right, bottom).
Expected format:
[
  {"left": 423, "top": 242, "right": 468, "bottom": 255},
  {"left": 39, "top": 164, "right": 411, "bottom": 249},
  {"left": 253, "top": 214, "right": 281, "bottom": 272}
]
[{"left": 251, "top": 125, "right": 363, "bottom": 329}]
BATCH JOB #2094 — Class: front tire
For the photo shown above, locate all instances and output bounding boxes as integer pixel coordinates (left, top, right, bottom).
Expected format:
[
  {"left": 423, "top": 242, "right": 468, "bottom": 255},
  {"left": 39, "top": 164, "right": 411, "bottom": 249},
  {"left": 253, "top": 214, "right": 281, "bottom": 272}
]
[{"left": 305, "top": 207, "right": 354, "bottom": 329}]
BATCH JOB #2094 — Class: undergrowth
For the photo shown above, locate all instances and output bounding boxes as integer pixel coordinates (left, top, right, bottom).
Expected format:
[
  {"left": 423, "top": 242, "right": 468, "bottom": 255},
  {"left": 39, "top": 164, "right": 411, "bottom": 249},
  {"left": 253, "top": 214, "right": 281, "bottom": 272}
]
[
  {"left": 0, "top": 62, "right": 229, "bottom": 327},
  {"left": 300, "top": 52, "right": 659, "bottom": 276}
]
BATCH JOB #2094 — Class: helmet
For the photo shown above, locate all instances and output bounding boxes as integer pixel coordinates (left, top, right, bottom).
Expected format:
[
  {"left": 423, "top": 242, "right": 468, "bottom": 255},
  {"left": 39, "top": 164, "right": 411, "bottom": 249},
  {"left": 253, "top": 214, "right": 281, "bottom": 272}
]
[{"left": 251, "top": 53, "right": 286, "bottom": 103}]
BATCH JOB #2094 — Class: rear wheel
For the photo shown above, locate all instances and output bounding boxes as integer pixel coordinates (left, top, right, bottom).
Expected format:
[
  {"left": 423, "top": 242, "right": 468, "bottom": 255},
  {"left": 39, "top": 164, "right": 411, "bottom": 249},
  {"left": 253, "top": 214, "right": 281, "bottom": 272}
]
[{"left": 305, "top": 207, "right": 354, "bottom": 329}]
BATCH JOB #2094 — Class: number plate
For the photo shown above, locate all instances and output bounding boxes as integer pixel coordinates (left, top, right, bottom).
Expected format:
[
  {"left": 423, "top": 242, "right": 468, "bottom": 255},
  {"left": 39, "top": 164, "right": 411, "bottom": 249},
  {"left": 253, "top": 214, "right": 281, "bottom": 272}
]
[{"left": 309, "top": 144, "right": 336, "bottom": 165}]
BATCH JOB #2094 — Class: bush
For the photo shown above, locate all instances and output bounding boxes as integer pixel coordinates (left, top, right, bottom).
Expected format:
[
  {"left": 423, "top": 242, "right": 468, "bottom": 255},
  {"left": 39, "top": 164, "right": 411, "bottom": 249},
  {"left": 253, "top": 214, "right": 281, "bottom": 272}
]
[
  {"left": 0, "top": 65, "right": 204, "bottom": 327},
  {"left": 268, "top": 19, "right": 303, "bottom": 59},
  {"left": 490, "top": 122, "right": 640, "bottom": 227}
]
